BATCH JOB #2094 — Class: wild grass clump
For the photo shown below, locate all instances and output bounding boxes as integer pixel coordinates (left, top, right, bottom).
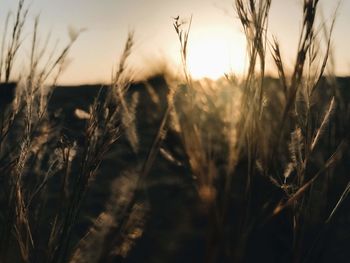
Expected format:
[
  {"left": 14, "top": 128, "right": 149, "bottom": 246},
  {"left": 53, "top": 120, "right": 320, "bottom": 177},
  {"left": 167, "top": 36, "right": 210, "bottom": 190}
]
[
  {"left": 170, "top": 0, "right": 348, "bottom": 262},
  {"left": 0, "top": 1, "right": 83, "bottom": 261},
  {"left": 0, "top": 2, "right": 145, "bottom": 263}
]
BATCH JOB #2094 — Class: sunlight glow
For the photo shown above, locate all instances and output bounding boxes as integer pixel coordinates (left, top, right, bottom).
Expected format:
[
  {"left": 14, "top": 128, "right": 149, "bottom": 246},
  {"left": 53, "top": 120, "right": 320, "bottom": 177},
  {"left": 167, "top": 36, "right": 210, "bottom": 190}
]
[{"left": 186, "top": 29, "right": 246, "bottom": 80}]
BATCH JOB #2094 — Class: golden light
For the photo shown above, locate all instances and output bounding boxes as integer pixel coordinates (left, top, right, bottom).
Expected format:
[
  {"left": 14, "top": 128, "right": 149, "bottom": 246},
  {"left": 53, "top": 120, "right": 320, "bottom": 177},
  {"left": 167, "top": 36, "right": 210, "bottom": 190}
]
[{"left": 186, "top": 28, "right": 246, "bottom": 80}]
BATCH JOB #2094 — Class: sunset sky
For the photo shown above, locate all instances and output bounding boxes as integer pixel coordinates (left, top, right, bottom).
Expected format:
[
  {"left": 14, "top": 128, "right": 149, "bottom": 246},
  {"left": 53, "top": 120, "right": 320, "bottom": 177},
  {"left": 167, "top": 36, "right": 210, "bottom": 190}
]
[{"left": 0, "top": 0, "right": 349, "bottom": 84}]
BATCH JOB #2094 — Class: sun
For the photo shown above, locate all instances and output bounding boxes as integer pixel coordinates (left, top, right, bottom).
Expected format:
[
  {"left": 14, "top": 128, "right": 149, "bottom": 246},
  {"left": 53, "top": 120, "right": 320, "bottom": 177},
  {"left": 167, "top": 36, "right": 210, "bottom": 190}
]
[{"left": 185, "top": 28, "right": 246, "bottom": 80}]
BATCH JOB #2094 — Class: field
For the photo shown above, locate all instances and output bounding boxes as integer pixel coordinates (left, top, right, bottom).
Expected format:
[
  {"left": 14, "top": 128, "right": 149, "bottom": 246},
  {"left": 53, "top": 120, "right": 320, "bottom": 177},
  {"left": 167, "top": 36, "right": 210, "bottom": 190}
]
[{"left": 1, "top": 0, "right": 350, "bottom": 263}]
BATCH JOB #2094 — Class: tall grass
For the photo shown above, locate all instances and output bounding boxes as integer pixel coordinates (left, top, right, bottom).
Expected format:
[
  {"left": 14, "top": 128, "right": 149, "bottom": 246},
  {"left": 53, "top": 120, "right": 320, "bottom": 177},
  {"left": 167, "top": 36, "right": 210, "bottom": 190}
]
[
  {"left": 0, "top": 2, "right": 144, "bottom": 263},
  {"left": 171, "top": 0, "right": 348, "bottom": 262},
  {"left": 0, "top": 0, "right": 349, "bottom": 262}
]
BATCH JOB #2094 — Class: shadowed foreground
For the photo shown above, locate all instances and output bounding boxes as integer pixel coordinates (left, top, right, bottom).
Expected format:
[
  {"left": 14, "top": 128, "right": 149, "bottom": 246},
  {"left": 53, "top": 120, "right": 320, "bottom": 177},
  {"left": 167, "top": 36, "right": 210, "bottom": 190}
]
[{"left": 2, "top": 75, "right": 350, "bottom": 263}]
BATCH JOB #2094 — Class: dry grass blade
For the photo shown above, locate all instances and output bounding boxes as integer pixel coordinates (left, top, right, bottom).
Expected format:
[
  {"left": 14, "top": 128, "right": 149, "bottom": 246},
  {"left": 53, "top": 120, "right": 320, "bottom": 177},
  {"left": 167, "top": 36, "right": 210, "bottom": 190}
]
[
  {"left": 173, "top": 15, "right": 192, "bottom": 84},
  {"left": 311, "top": 97, "right": 335, "bottom": 151},
  {"left": 270, "top": 37, "right": 287, "bottom": 96},
  {"left": 326, "top": 181, "right": 350, "bottom": 223},
  {"left": 273, "top": 140, "right": 346, "bottom": 217},
  {"left": 4, "top": 0, "right": 28, "bottom": 83}
]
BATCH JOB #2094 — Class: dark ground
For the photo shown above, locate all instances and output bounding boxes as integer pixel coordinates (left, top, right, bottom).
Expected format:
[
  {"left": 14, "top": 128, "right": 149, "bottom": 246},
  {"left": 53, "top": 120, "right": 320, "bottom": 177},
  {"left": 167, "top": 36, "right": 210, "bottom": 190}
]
[{"left": 1, "top": 76, "right": 350, "bottom": 262}]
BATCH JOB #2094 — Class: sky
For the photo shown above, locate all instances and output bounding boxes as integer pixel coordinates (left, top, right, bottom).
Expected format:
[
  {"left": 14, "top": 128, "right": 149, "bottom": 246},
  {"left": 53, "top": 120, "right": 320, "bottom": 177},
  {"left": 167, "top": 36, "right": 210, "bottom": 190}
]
[{"left": 0, "top": 0, "right": 349, "bottom": 85}]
